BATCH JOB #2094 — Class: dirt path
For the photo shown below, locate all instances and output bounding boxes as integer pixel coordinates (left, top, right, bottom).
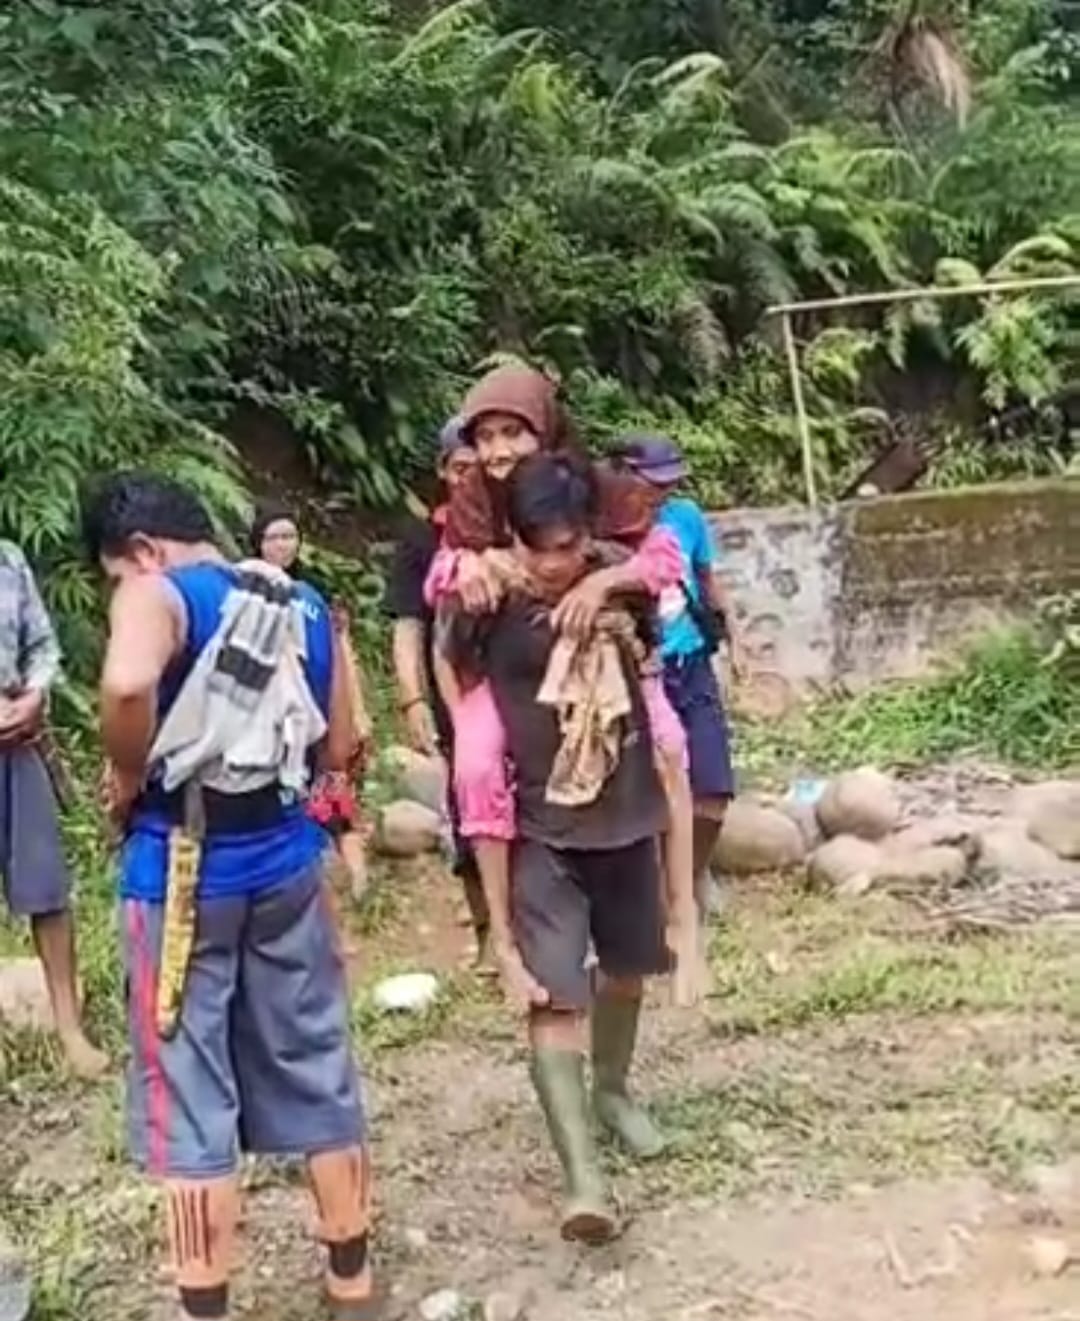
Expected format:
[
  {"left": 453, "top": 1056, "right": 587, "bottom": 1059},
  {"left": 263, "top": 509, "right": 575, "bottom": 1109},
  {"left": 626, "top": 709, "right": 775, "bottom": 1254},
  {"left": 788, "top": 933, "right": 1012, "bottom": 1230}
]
[
  {"left": 223, "top": 1003, "right": 1080, "bottom": 1321},
  {"left": 4, "top": 786, "right": 1080, "bottom": 1320}
]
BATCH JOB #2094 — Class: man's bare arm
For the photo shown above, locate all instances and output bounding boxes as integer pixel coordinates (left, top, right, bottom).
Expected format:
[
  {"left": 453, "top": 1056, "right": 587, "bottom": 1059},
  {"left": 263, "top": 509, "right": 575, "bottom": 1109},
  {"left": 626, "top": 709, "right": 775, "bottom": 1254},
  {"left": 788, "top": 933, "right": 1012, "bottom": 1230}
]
[
  {"left": 100, "top": 577, "right": 183, "bottom": 775},
  {"left": 318, "top": 629, "right": 356, "bottom": 774}
]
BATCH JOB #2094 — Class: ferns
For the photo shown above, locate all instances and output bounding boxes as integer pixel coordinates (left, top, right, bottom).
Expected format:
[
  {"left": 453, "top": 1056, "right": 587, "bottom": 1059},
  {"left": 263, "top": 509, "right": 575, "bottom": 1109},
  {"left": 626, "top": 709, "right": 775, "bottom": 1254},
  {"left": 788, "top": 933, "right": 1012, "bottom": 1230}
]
[{"left": 0, "top": 0, "right": 1076, "bottom": 675}]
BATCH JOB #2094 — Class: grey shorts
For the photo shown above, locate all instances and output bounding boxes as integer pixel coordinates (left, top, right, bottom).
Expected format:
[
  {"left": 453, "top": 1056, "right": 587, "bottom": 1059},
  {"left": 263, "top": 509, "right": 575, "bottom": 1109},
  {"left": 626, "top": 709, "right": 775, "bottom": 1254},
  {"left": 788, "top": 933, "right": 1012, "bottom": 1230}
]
[
  {"left": 511, "top": 836, "right": 670, "bottom": 1010},
  {"left": 122, "top": 864, "right": 366, "bottom": 1178},
  {"left": 0, "top": 745, "right": 70, "bottom": 918}
]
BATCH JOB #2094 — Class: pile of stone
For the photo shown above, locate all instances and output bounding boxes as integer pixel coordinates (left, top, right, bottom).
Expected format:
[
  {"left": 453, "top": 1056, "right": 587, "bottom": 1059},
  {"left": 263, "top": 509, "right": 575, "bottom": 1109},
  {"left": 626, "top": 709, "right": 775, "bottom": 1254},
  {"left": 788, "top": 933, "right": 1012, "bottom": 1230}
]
[
  {"left": 373, "top": 746, "right": 450, "bottom": 858},
  {"left": 715, "top": 767, "right": 1080, "bottom": 920}
]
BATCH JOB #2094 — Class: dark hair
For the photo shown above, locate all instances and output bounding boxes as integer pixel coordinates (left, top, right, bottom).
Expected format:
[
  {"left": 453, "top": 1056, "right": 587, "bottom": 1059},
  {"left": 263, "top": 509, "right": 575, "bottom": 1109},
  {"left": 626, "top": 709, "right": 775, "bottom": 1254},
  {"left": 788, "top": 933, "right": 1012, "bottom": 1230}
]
[
  {"left": 505, "top": 453, "right": 594, "bottom": 550},
  {"left": 80, "top": 471, "right": 216, "bottom": 563},
  {"left": 249, "top": 500, "right": 300, "bottom": 556}
]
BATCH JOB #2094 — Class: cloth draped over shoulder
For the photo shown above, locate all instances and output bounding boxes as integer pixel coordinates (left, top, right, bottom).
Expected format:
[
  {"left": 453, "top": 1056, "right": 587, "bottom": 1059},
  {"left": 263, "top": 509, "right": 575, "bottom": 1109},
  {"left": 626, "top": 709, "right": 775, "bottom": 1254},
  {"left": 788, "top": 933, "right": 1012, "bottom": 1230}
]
[
  {"left": 150, "top": 559, "right": 327, "bottom": 800},
  {"left": 537, "top": 606, "right": 644, "bottom": 808}
]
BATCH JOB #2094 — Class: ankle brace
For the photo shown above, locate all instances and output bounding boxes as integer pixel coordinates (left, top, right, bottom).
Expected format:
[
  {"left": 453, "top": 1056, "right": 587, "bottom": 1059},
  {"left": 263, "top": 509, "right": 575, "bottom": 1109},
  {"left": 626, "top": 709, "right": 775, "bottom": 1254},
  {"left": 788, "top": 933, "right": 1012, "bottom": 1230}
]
[
  {"left": 179, "top": 1283, "right": 229, "bottom": 1318},
  {"left": 328, "top": 1233, "right": 369, "bottom": 1279}
]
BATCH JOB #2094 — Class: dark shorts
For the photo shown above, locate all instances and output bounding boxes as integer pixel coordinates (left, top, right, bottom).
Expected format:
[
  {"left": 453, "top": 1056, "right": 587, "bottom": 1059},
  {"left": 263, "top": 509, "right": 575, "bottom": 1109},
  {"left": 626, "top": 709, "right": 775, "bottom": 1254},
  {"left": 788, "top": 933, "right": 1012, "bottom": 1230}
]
[
  {"left": 511, "top": 837, "right": 670, "bottom": 1010},
  {"left": 123, "top": 863, "right": 366, "bottom": 1179},
  {"left": 0, "top": 745, "right": 70, "bottom": 918},
  {"left": 662, "top": 651, "right": 736, "bottom": 803}
]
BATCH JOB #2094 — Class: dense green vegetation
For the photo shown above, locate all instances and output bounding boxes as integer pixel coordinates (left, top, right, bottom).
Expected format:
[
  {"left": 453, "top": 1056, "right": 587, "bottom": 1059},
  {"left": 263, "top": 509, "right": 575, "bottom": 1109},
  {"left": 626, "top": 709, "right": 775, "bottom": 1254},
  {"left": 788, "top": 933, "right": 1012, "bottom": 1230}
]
[
  {"left": 739, "top": 623, "right": 1080, "bottom": 783},
  {"left": 0, "top": 0, "right": 1077, "bottom": 672}
]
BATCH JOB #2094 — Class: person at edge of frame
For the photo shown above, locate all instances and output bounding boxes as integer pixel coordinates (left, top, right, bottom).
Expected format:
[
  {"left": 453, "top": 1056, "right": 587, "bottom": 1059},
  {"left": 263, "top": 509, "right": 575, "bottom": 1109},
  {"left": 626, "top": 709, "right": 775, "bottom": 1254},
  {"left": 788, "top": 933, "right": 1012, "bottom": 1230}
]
[{"left": 0, "top": 538, "right": 108, "bottom": 1078}]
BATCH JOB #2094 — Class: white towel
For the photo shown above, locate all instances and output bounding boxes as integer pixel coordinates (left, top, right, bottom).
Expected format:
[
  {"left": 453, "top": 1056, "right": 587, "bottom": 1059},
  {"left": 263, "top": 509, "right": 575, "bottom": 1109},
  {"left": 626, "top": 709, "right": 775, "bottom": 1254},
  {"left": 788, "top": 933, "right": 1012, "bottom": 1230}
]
[{"left": 150, "top": 559, "right": 327, "bottom": 798}]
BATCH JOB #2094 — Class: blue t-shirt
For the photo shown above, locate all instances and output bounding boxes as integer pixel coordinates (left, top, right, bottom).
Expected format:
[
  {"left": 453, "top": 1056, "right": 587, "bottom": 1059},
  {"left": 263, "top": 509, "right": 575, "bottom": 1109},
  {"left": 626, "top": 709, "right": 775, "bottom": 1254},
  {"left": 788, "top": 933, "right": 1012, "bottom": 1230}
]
[
  {"left": 655, "top": 497, "right": 716, "bottom": 660},
  {"left": 119, "top": 563, "right": 335, "bottom": 903}
]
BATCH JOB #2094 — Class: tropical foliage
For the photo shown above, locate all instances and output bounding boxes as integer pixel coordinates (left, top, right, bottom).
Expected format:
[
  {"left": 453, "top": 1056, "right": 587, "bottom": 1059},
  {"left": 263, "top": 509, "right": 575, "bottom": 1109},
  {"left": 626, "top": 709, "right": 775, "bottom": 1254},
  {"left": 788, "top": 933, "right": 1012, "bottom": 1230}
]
[{"left": 0, "top": 0, "right": 1077, "bottom": 668}]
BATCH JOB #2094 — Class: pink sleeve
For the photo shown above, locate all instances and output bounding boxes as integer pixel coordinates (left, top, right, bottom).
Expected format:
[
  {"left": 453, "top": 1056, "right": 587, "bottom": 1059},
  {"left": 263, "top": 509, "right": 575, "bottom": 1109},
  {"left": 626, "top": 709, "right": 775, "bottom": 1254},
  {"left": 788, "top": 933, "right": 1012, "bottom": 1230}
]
[
  {"left": 625, "top": 526, "right": 682, "bottom": 596},
  {"left": 423, "top": 546, "right": 462, "bottom": 608}
]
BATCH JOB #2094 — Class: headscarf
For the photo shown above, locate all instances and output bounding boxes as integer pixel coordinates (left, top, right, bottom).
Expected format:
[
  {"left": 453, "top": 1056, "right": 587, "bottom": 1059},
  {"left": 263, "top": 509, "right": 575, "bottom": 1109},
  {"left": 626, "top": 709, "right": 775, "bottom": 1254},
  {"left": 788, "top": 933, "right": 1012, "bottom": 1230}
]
[
  {"left": 249, "top": 500, "right": 300, "bottom": 557},
  {"left": 458, "top": 363, "right": 560, "bottom": 446},
  {"left": 436, "top": 415, "right": 466, "bottom": 463},
  {"left": 445, "top": 364, "right": 654, "bottom": 550}
]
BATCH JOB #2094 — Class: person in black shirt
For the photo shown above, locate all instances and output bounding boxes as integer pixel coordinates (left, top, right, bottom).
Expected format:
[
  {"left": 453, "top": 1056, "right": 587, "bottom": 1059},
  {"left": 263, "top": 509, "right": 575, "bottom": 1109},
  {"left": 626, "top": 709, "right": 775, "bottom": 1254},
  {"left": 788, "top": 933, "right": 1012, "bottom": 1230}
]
[
  {"left": 383, "top": 421, "right": 492, "bottom": 960},
  {"left": 442, "top": 454, "right": 670, "bottom": 1245}
]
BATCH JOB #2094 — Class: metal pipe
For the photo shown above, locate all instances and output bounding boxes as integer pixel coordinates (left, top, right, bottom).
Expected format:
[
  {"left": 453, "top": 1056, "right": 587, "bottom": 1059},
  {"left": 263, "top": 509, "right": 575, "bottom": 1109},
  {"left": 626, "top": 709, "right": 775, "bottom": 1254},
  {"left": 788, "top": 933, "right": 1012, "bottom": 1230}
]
[{"left": 766, "top": 274, "right": 1080, "bottom": 319}]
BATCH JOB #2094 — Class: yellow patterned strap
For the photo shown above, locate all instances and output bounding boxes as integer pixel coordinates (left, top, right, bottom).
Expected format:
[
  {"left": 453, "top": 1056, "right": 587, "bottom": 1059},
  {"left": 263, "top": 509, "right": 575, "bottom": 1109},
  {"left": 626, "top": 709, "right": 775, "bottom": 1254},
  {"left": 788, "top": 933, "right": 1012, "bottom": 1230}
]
[{"left": 156, "top": 827, "right": 202, "bottom": 1039}]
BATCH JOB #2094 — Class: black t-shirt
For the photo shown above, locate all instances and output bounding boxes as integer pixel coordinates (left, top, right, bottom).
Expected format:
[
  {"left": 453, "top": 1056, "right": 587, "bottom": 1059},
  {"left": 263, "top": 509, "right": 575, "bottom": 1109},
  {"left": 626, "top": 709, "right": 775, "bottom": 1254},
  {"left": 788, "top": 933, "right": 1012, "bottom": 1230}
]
[
  {"left": 384, "top": 514, "right": 438, "bottom": 625},
  {"left": 383, "top": 515, "right": 454, "bottom": 745},
  {"left": 444, "top": 593, "right": 665, "bottom": 851}
]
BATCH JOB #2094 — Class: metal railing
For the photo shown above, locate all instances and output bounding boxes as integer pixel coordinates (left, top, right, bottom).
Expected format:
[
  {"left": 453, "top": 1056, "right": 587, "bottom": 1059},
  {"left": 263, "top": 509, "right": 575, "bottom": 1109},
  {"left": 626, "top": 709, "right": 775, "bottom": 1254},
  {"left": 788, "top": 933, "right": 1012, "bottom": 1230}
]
[{"left": 765, "top": 274, "right": 1080, "bottom": 506}]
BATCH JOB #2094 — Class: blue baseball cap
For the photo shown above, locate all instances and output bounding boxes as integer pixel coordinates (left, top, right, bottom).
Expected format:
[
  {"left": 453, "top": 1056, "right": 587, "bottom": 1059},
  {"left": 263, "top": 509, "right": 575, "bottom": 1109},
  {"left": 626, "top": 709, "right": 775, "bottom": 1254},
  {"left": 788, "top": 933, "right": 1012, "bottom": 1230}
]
[
  {"left": 436, "top": 415, "right": 466, "bottom": 461},
  {"left": 617, "top": 433, "right": 688, "bottom": 485}
]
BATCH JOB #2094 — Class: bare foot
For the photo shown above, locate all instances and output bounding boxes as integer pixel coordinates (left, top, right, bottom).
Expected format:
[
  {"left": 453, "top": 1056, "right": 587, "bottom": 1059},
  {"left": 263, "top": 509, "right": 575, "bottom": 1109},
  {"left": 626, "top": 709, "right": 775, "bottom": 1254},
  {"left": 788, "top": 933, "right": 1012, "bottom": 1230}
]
[
  {"left": 472, "top": 930, "right": 499, "bottom": 979},
  {"left": 348, "top": 861, "right": 369, "bottom": 906},
  {"left": 59, "top": 1029, "right": 109, "bottom": 1080}
]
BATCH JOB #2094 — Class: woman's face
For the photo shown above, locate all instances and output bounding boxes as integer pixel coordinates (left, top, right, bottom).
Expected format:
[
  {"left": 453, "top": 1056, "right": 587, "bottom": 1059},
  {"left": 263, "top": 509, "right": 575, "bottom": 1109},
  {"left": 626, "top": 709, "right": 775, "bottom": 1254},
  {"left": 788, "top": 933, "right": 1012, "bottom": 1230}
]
[
  {"left": 440, "top": 445, "right": 478, "bottom": 492},
  {"left": 472, "top": 411, "right": 540, "bottom": 482},
  {"left": 260, "top": 517, "right": 301, "bottom": 570}
]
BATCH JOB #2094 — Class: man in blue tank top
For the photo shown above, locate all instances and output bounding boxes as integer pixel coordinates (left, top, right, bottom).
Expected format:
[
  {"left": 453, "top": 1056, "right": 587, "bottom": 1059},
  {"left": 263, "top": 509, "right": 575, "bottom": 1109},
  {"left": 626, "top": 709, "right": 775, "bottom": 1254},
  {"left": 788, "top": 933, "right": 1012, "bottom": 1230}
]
[{"left": 81, "top": 474, "right": 378, "bottom": 1321}]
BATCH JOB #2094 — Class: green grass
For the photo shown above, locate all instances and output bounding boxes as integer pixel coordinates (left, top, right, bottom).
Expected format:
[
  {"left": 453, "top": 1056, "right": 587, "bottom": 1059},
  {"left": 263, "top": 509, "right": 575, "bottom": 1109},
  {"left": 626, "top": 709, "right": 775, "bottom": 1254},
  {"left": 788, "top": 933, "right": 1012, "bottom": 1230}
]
[
  {"left": 630, "top": 882, "right": 1080, "bottom": 1201},
  {"left": 736, "top": 629, "right": 1079, "bottom": 786},
  {"left": 705, "top": 890, "right": 1080, "bottom": 1036}
]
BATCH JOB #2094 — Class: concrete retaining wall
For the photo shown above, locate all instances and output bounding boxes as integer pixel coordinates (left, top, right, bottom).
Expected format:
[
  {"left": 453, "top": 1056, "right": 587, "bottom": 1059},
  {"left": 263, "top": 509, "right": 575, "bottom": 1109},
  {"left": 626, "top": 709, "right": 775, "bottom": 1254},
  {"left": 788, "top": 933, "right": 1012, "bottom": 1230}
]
[{"left": 712, "top": 479, "right": 1080, "bottom": 698}]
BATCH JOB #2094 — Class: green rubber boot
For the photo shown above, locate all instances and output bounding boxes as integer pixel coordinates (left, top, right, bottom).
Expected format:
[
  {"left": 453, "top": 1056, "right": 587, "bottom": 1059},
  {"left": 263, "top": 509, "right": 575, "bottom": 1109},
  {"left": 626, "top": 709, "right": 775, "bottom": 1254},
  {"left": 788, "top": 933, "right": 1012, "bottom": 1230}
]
[
  {"left": 530, "top": 1049, "right": 617, "bottom": 1244},
  {"left": 591, "top": 994, "right": 666, "bottom": 1160}
]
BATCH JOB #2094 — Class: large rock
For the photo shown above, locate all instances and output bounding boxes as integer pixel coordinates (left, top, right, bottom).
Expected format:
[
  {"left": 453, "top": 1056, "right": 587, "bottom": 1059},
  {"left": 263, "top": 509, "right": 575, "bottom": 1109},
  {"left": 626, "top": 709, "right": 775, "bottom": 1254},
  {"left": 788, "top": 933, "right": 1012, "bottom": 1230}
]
[
  {"left": 0, "top": 1224, "right": 30, "bottom": 1321},
  {"left": 875, "top": 843, "right": 968, "bottom": 888},
  {"left": 887, "top": 813, "right": 977, "bottom": 853},
  {"left": 715, "top": 800, "right": 806, "bottom": 875},
  {"left": 808, "top": 836, "right": 882, "bottom": 895},
  {"left": 375, "top": 800, "right": 443, "bottom": 858},
  {"left": 1012, "top": 780, "right": 1080, "bottom": 860},
  {"left": 385, "top": 745, "right": 448, "bottom": 816},
  {"left": 817, "top": 768, "right": 900, "bottom": 842},
  {"left": 0, "top": 958, "right": 51, "bottom": 1033},
  {"left": 977, "top": 824, "right": 1069, "bottom": 878},
  {"left": 778, "top": 799, "right": 824, "bottom": 852}
]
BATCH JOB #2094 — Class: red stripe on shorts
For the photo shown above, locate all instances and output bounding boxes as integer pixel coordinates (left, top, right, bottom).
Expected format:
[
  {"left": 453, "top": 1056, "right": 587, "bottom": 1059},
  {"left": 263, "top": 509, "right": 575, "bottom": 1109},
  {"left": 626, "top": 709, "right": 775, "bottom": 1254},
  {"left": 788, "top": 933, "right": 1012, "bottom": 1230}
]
[{"left": 126, "top": 900, "right": 170, "bottom": 1177}]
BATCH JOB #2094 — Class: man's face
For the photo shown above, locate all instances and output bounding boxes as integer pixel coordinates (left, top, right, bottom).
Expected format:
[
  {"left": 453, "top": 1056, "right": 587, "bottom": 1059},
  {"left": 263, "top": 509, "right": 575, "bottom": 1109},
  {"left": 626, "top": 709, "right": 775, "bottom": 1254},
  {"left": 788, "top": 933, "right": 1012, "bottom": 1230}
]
[
  {"left": 636, "top": 474, "right": 677, "bottom": 515},
  {"left": 516, "top": 522, "right": 590, "bottom": 602},
  {"left": 473, "top": 411, "right": 540, "bottom": 482},
  {"left": 440, "top": 445, "right": 478, "bottom": 493},
  {"left": 99, "top": 536, "right": 173, "bottom": 588}
]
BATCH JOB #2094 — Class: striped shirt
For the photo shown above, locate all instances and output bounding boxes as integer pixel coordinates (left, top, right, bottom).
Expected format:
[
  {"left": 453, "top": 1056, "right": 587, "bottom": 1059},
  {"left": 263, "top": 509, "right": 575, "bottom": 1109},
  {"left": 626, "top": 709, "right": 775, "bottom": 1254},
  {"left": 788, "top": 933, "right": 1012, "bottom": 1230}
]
[{"left": 0, "top": 541, "right": 60, "bottom": 694}]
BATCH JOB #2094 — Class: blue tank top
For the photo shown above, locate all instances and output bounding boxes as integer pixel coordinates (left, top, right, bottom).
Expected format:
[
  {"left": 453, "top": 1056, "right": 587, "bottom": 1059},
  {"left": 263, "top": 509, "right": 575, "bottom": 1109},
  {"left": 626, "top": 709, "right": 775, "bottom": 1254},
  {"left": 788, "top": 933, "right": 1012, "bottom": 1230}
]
[{"left": 119, "top": 562, "right": 335, "bottom": 903}]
